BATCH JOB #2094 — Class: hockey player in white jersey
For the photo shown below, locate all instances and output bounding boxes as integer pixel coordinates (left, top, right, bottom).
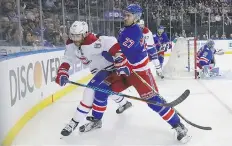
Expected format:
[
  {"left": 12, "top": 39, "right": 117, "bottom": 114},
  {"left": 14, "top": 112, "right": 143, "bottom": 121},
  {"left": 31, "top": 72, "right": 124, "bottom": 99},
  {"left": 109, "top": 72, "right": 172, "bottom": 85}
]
[
  {"left": 137, "top": 19, "right": 164, "bottom": 79},
  {"left": 55, "top": 21, "right": 132, "bottom": 136}
]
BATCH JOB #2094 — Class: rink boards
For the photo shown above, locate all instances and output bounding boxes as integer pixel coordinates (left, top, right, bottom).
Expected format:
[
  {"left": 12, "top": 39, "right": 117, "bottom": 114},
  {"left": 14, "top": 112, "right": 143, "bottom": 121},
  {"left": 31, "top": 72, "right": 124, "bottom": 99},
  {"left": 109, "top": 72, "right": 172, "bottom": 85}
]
[
  {"left": 1, "top": 39, "right": 232, "bottom": 146},
  {"left": 0, "top": 48, "right": 93, "bottom": 146},
  {"left": 1, "top": 40, "right": 232, "bottom": 56}
]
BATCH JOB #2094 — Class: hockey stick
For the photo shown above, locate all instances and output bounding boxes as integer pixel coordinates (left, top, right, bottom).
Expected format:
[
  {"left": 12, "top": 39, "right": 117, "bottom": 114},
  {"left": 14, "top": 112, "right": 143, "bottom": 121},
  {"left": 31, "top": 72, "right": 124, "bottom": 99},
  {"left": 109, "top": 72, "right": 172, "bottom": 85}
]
[
  {"left": 67, "top": 80, "right": 184, "bottom": 107},
  {"left": 132, "top": 71, "right": 190, "bottom": 107},
  {"left": 132, "top": 71, "right": 212, "bottom": 130}
]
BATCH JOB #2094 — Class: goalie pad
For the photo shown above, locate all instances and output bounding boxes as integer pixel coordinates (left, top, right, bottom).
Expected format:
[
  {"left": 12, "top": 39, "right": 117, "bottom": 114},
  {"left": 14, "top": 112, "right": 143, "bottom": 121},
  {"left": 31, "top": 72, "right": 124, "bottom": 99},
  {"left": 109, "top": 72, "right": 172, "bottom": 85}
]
[{"left": 198, "top": 65, "right": 220, "bottom": 78}]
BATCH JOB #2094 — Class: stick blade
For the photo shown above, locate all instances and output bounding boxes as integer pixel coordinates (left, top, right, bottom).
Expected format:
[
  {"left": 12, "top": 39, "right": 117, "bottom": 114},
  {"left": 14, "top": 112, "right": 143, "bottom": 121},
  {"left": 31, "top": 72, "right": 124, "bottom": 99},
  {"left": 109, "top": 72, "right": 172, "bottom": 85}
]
[
  {"left": 165, "top": 89, "right": 190, "bottom": 107},
  {"left": 177, "top": 112, "right": 212, "bottom": 130}
]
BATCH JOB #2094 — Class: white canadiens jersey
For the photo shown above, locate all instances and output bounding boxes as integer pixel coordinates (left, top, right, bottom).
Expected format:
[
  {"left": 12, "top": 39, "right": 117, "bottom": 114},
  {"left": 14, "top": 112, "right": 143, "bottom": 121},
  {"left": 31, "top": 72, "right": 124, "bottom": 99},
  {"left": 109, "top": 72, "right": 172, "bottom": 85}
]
[
  {"left": 62, "top": 34, "right": 117, "bottom": 74},
  {"left": 143, "top": 27, "right": 155, "bottom": 51}
]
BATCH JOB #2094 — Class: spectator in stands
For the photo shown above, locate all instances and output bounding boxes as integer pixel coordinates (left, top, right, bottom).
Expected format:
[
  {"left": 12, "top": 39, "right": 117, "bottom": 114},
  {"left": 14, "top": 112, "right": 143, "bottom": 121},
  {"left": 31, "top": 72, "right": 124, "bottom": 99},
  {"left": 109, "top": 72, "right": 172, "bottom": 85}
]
[
  {"left": 24, "top": 31, "right": 34, "bottom": 46},
  {"left": 45, "top": 0, "right": 56, "bottom": 9},
  {"left": 221, "top": 33, "right": 227, "bottom": 39},
  {"left": 229, "top": 34, "right": 232, "bottom": 39},
  {"left": 0, "top": 17, "right": 10, "bottom": 40},
  {"left": 1, "top": 0, "right": 232, "bottom": 49}
]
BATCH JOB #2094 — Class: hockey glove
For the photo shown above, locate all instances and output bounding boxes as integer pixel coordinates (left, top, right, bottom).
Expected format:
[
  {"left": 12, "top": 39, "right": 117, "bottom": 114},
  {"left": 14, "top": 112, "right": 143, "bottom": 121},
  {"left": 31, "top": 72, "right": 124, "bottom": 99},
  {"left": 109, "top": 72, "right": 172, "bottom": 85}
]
[
  {"left": 215, "top": 49, "right": 224, "bottom": 55},
  {"left": 113, "top": 52, "right": 132, "bottom": 76},
  {"left": 55, "top": 62, "right": 70, "bottom": 86},
  {"left": 147, "top": 47, "right": 158, "bottom": 61}
]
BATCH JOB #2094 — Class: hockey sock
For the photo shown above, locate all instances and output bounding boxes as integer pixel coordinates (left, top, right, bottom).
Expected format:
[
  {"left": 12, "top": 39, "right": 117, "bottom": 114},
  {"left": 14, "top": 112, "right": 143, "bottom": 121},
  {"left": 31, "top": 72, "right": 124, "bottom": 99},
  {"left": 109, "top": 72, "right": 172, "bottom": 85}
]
[
  {"left": 147, "top": 95, "right": 180, "bottom": 127},
  {"left": 73, "top": 101, "right": 92, "bottom": 122},
  {"left": 158, "top": 55, "right": 164, "bottom": 68},
  {"left": 92, "top": 91, "right": 108, "bottom": 119},
  {"left": 152, "top": 59, "right": 162, "bottom": 73},
  {"left": 88, "top": 70, "right": 111, "bottom": 119}
]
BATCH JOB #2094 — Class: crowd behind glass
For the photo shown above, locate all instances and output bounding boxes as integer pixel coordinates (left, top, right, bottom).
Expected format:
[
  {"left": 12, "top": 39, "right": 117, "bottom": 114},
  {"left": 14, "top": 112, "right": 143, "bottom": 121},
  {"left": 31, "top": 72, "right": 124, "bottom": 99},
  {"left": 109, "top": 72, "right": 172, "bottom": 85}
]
[{"left": 0, "top": 0, "right": 232, "bottom": 48}]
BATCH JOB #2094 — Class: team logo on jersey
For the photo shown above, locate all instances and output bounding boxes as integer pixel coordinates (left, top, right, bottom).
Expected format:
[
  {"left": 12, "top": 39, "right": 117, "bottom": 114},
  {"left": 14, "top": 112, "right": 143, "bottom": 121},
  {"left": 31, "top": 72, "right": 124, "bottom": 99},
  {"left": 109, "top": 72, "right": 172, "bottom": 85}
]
[
  {"left": 77, "top": 56, "right": 92, "bottom": 65},
  {"left": 203, "top": 52, "right": 208, "bottom": 57},
  {"left": 94, "top": 43, "right": 101, "bottom": 48}
]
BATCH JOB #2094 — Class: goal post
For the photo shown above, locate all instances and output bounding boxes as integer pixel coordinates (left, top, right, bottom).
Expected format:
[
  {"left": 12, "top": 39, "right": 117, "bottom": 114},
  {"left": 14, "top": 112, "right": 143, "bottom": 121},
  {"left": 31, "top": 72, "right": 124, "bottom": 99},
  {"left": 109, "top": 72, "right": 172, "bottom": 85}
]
[{"left": 162, "top": 37, "right": 197, "bottom": 79}]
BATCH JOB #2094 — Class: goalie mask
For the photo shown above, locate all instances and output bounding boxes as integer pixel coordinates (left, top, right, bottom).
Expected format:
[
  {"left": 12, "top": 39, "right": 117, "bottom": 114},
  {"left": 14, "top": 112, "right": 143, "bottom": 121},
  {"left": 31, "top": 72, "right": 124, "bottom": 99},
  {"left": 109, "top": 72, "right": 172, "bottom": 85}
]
[
  {"left": 206, "top": 39, "right": 215, "bottom": 52},
  {"left": 69, "top": 21, "right": 88, "bottom": 45},
  {"left": 206, "top": 39, "right": 215, "bottom": 48}
]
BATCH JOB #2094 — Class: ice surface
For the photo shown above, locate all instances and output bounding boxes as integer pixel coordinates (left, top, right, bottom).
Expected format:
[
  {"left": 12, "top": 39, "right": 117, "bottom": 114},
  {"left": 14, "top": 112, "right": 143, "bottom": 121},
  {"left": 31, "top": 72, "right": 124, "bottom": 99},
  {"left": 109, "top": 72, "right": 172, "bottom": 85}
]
[{"left": 12, "top": 55, "right": 232, "bottom": 146}]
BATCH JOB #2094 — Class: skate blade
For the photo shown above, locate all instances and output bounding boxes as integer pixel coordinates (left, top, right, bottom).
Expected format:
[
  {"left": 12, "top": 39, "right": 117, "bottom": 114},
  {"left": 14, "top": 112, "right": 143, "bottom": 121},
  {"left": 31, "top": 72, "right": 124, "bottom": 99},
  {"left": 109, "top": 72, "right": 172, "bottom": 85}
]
[
  {"left": 60, "top": 131, "right": 73, "bottom": 139},
  {"left": 79, "top": 125, "right": 102, "bottom": 133},
  {"left": 60, "top": 135, "right": 65, "bottom": 139},
  {"left": 180, "top": 135, "right": 192, "bottom": 144},
  {"left": 116, "top": 103, "right": 133, "bottom": 114}
]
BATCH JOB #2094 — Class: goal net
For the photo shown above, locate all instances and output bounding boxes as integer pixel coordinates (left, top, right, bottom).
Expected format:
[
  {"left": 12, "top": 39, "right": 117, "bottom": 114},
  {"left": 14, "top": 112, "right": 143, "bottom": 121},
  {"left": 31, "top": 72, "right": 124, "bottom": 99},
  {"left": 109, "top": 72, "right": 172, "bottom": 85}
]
[{"left": 162, "top": 37, "right": 197, "bottom": 79}]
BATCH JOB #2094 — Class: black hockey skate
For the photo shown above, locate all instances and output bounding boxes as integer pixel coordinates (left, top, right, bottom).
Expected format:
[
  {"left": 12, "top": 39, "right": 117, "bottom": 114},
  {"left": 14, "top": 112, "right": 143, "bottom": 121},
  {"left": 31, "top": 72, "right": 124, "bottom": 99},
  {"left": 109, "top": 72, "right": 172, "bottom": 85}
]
[
  {"left": 61, "top": 118, "right": 79, "bottom": 136},
  {"left": 173, "top": 122, "right": 191, "bottom": 143},
  {"left": 116, "top": 101, "right": 132, "bottom": 114},
  {"left": 79, "top": 116, "right": 102, "bottom": 133}
]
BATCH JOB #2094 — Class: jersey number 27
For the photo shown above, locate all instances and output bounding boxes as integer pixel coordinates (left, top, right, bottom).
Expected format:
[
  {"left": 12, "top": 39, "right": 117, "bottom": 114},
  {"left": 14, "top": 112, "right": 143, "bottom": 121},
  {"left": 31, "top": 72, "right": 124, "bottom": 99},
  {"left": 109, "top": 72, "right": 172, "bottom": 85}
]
[{"left": 122, "top": 37, "right": 135, "bottom": 48}]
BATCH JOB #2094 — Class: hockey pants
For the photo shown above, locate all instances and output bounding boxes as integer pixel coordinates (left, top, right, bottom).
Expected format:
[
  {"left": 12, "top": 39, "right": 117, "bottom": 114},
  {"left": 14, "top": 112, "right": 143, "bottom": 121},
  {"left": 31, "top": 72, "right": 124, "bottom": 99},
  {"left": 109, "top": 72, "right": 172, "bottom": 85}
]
[{"left": 106, "top": 69, "right": 180, "bottom": 127}]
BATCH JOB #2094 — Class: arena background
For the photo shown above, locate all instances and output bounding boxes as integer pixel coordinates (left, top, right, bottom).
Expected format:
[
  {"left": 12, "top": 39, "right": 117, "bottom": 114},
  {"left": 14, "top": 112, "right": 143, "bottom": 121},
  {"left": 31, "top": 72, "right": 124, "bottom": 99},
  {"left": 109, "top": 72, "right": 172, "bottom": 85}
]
[{"left": 1, "top": 0, "right": 232, "bottom": 52}]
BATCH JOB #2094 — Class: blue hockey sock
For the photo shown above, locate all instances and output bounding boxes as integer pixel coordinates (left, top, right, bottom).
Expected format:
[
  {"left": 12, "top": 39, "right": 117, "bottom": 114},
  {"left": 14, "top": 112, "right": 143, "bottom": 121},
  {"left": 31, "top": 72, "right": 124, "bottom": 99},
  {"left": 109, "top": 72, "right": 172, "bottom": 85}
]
[
  {"left": 158, "top": 55, "right": 164, "bottom": 68},
  {"left": 147, "top": 96, "right": 180, "bottom": 127},
  {"left": 92, "top": 95, "right": 107, "bottom": 120}
]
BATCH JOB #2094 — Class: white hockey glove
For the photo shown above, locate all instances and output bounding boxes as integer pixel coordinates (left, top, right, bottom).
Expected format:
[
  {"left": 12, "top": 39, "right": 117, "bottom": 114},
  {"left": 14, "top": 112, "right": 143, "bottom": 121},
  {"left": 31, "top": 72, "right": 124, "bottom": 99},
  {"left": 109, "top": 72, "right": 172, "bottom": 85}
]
[{"left": 215, "top": 49, "right": 224, "bottom": 55}]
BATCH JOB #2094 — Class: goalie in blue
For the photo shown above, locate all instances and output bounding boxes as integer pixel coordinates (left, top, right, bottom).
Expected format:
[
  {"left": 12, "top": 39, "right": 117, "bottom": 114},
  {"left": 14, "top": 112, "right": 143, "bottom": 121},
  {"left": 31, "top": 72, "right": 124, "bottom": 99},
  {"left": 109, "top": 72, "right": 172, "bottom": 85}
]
[{"left": 196, "top": 39, "right": 224, "bottom": 78}]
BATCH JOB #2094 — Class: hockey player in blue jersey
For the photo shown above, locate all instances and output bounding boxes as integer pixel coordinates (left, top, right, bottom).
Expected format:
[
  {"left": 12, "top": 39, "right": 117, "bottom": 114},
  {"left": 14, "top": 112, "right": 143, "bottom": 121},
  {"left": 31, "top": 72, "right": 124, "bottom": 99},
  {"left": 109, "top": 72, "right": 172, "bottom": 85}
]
[
  {"left": 153, "top": 26, "right": 172, "bottom": 68},
  {"left": 197, "top": 39, "right": 224, "bottom": 78},
  {"left": 104, "top": 4, "right": 191, "bottom": 143}
]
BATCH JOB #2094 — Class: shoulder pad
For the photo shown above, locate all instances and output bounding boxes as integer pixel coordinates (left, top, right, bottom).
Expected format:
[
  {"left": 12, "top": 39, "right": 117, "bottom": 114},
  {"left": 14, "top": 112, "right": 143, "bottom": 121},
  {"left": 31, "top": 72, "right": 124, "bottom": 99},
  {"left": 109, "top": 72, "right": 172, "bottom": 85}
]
[{"left": 82, "top": 33, "right": 98, "bottom": 45}]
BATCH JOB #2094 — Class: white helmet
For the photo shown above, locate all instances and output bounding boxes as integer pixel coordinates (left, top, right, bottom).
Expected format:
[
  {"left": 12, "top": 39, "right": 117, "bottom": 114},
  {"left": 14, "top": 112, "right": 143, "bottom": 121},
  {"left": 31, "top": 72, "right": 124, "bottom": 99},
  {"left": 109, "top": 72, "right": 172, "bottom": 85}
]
[
  {"left": 69, "top": 21, "right": 88, "bottom": 41},
  {"left": 138, "top": 19, "right": 144, "bottom": 25},
  {"left": 138, "top": 19, "right": 145, "bottom": 28}
]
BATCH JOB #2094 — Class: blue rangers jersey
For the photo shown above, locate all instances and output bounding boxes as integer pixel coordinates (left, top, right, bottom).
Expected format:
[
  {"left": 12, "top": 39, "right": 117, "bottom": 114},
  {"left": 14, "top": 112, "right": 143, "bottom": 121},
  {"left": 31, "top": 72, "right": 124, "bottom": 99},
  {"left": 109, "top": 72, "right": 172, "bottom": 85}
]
[
  {"left": 153, "top": 32, "right": 171, "bottom": 53},
  {"left": 197, "top": 45, "right": 213, "bottom": 67},
  {"left": 117, "top": 24, "right": 149, "bottom": 71}
]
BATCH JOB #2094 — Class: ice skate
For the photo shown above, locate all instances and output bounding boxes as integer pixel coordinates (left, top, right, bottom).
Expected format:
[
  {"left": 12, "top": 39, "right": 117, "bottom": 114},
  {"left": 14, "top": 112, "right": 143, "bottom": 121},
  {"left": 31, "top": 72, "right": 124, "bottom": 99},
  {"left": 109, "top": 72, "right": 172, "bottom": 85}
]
[
  {"left": 173, "top": 122, "right": 191, "bottom": 143},
  {"left": 116, "top": 101, "right": 132, "bottom": 114},
  {"left": 61, "top": 118, "right": 79, "bottom": 137},
  {"left": 79, "top": 116, "right": 102, "bottom": 133},
  {"left": 156, "top": 70, "right": 164, "bottom": 79}
]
